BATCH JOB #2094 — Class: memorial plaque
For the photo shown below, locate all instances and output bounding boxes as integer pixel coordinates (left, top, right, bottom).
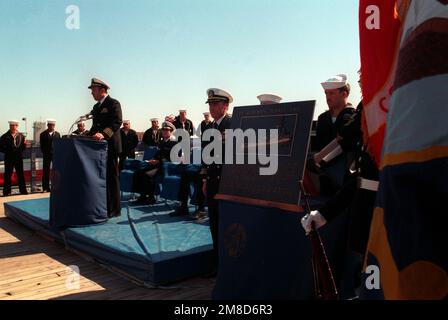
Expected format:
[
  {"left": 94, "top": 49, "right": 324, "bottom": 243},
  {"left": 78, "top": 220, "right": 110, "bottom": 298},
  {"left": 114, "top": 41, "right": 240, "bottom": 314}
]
[{"left": 215, "top": 100, "right": 315, "bottom": 212}]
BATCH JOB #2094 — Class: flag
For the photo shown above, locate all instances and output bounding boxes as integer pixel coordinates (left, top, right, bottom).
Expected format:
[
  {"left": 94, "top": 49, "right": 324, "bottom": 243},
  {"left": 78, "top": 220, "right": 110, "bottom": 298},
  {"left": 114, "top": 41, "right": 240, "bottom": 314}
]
[
  {"left": 359, "top": 0, "right": 407, "bottom": 167},
  {"left": 361, "top": 0, "right": 448, "bottom": 300}
]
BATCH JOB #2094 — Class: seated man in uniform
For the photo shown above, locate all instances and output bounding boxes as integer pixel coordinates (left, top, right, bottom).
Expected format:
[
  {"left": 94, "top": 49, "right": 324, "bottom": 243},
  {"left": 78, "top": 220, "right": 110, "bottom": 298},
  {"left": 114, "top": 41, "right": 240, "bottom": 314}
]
[
  {"left": 132, "top": 121, "right": 177, "bottom": 205},
  {"left": 170, "top": 163, "right": 205, "bottom": 218}
]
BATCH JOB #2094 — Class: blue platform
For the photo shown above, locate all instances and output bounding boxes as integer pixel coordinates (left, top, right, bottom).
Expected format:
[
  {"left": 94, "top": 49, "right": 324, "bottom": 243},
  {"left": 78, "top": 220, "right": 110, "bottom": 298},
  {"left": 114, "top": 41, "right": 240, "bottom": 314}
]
[{"left": 4, "top": 198, "right": 214, "bottom": 285}]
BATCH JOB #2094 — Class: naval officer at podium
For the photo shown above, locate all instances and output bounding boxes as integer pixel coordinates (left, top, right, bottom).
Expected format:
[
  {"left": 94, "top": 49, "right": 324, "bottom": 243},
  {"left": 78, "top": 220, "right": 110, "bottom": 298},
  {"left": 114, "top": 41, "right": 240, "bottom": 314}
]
[{"left": 87, "top": 78, "right": 123, "bottom": 218}]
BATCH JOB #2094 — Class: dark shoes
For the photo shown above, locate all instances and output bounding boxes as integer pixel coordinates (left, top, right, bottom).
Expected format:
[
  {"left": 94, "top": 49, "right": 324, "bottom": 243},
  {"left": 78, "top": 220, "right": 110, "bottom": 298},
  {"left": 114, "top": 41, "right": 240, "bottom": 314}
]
[
  {"left": 169, "top": 206, "right": 189, "bottom": 217},
  {"left": 108, "top": 212, "right": 121, "bottom": 218},
  {"left": 3, "top": 191, "right": 28, "bottom": 197},
  {"left": 131, "top": 196, "right": 156, "bottom": 205}
]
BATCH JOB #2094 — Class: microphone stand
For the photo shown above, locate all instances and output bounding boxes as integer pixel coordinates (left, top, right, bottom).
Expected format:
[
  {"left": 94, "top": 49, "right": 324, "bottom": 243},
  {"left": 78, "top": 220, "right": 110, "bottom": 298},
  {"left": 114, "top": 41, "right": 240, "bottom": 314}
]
[
  {"left": 68, "top": 115, "right": 91, "bottom": 136},
  {"left": 299, "top": 180, "right": 339, "bottom": 300}
]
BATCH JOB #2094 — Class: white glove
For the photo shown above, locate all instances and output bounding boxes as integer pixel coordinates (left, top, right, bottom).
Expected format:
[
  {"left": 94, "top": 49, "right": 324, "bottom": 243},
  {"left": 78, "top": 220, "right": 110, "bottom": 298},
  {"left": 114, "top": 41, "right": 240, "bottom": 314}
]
[{"left": 301, "top": 210, "right": 327, "bottom": 235}]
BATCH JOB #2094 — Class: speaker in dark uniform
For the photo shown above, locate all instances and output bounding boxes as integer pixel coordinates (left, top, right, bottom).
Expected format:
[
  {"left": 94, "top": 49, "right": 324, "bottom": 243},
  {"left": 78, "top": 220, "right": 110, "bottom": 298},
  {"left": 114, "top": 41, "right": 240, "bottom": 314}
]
[{"left": 87, "top": 78, "right": 123, "bottom": 218}]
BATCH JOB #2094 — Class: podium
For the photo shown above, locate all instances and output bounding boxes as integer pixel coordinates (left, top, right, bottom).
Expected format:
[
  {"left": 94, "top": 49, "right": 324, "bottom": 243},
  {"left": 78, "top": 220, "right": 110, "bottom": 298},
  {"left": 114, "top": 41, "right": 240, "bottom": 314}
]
[
  {"left": 50, "top": 136, "right": 108, "bottom": 229},
  {"left": 213, "top": 199, "right": 352, "bottom": 299}
]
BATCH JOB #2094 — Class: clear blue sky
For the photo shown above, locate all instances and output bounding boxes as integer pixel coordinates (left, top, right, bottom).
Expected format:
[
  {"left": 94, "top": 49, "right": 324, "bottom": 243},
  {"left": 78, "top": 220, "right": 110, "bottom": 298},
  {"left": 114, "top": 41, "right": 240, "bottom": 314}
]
[{"left": 0, "top": 0, "right": 361, "bottom": 136}]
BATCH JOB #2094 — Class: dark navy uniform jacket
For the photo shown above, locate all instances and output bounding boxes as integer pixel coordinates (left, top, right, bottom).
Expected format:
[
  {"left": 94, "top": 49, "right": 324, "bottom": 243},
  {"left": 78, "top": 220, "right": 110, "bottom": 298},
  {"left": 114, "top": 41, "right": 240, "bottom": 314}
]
[
  {"left": 200, "top": 114, "right": 232, "bottom": 182},
  {"left": 173, "top": 118, "right": 194, "bottom": 136},
  {"left": 120, "top": 128, "right": 139, "bottom": 157},
  {"left": 89, "top": 95, "right": 123, "bottom": 156},
  {"left": 154, "top": 139, "right": 177, "bottom": 163},
  {"left": 143, "top": 128, "right": 162, "bottom": 147},
  {"left": 40, "top": 130, "right": 61, "bottom": 157},
  {"left": 318, "top": 102, "right": 379, "bottom": 254},
  {"left": 0, "top": 131, "right": 26, "bottom": 159}
]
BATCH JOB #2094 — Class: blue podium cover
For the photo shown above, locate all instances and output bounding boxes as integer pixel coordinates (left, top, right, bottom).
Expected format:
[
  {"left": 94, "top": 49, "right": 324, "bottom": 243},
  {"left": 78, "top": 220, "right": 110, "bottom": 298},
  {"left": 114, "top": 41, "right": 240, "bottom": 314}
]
[
  {"left": 50, "top": 137, "right": 108, "bottom": 229},
  {"left": 213, "top": 200, "right": 353, "bottom": 300}
]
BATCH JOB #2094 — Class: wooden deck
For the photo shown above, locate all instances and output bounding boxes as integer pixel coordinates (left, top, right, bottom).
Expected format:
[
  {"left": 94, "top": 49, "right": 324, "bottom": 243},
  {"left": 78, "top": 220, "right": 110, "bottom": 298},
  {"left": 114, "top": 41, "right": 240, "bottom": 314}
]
[{"left": 0, "top": 193, "right": 215, "bottom": 300}]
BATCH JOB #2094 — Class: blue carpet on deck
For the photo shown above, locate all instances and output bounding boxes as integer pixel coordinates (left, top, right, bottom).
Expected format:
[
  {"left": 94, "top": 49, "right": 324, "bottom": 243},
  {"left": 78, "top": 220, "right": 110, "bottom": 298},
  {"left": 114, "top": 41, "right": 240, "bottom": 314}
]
[{"left": 4, "top": 198, "right": 214, "bottom": 285}]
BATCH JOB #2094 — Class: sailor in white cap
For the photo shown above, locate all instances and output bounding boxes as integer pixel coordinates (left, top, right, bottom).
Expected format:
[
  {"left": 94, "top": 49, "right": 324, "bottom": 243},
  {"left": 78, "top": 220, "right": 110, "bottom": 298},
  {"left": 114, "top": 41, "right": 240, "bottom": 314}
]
[
  {"left": 200, "top": 111, "right": 212, "bottom": 135},
  {"left": 317, "top": 74, "right": 353, "bottom": 149},
  {"left": 257, "top": 94, "right": 283, "bottom": 105},
  {"left": 173, "top": 109, "right": 194, "bottom": 136},
  {"left": 143, "top": 118, "right": 161, "bottom": 147},
  {"left": 40, "top": 119, "right": 61, "bottom": 192},
  {"left": 87, "top": 77, "right": 123, "bottom": 217},
  {"left": 165, "top": 114, "right": 175, "bottom": 123},
  {"left": 119, "top": 120, "right": 139, "bottom": 171},
  {"left": 315, "top": 73, "right": 355, "bottom": 196},
  {"left": 0, "top": 120, "right": 28, "bottom": 196},
  {"left": 73, "top": 121, "right": 88, "bottom": 135}
]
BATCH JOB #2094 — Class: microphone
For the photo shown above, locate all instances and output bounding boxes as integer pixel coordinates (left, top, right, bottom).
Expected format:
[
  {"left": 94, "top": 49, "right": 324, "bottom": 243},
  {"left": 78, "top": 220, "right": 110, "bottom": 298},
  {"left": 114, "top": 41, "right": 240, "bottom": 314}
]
[{"left": 80, "top": 112, "right": 93, "bottom": 121}]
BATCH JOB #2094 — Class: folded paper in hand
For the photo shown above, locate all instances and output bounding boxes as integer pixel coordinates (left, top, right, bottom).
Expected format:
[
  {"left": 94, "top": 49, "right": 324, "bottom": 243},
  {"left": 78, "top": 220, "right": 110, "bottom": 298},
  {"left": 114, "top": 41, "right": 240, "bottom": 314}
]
[{"left": 313, "top": 139, "right": 342, "bottom": 167}]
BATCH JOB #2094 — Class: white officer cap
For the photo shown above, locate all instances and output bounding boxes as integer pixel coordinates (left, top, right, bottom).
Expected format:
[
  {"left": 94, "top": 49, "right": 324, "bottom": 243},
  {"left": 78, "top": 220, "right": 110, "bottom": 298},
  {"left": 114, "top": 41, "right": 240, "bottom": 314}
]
[
  {"left": 206, "top": 88, "right": 233, "bottom": 104},
  {"left": 161, "top": 121, "right": 176, "bottom": 131},
  {"left": 203, "top": 112, "right": 211, "bottom": 116},
  {"left": 321, "top": 74, "right": 348, "bottom": 90},
  {"left": 150, "top": 118, "right": 159, "bottom": 122},
  {"left": 179, "top": 109, "right": 187, "bottom": 113},
  {"left": 123, "top": 120, "right": 130, "bottom": 124},
  {"left": 88, "top": 78, "right": 110, "bottom": 90},
  {"left": 8, "top": 120, "right": 19, "bottom": 125},
  {"left": 47, "top": 119, "right": 56, "bottom": 125},
  {"left": 257, "top": 94, "right": 283, "bottom": 104}
]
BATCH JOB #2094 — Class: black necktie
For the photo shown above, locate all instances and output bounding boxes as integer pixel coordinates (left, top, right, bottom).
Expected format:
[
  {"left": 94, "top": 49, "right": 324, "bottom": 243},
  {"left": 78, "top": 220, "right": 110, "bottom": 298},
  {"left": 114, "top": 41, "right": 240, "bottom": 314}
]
[{"left": 14, "top": 134, "right": 19, "bottom": 148}]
